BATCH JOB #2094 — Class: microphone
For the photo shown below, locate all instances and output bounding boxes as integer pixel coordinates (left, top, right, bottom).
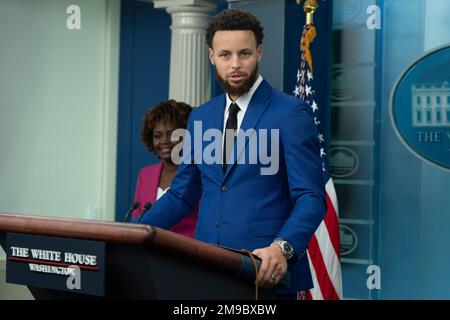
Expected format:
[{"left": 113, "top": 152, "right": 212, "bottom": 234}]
[
  {"left": 123, "top": 201, "right": 139, "bottom": 222},
  {"left": 137, "top": 202, "right": 152, "bottom": 223}
]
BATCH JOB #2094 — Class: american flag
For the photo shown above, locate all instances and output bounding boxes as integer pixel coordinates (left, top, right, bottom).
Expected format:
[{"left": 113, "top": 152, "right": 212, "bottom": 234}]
[{"left": 293, "top": 23, "right": 343, "bottom": 300}]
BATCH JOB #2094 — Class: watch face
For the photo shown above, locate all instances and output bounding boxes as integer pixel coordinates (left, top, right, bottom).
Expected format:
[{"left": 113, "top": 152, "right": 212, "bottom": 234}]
[
  {"left": 283, "top": 242, "right": 294, "bottom": 259},
  {"left": 274, "top": 239, "right": 294, "bottom": 260}
]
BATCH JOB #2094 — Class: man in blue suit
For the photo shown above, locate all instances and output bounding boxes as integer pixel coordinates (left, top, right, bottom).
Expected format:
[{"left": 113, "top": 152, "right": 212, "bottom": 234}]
[{"left": 139, "top": 8, "right": 326, "bottom": 297}]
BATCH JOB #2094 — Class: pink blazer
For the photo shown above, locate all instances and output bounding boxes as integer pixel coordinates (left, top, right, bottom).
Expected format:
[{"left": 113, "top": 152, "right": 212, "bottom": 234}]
[{"left": 132, "top": 162, "right": 198, "bottom": 238}]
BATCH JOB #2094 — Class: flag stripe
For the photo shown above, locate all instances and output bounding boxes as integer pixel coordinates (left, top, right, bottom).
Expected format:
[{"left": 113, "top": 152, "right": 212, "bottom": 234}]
[
  {"left": 325, "top": 178, "right": 339, "bottom": 215},
  {"left": 306, "top": 251, "right": 324, "bottom": 300},
  {"left": 324, "top": 192, "right": 341, "bottom": 257},
  {"left": 323, "top": 179, "right": 343, "bottom": 297},
  {"left": 313, "top": 218, "right": 342, "bottom": 298},
  {"left": 307, "top": 235, "right": 340, "bottom": 300}
]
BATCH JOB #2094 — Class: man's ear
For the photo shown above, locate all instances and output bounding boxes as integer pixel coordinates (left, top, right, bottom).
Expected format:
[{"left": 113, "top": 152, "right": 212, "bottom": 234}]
[
  {"left": 208, "top": 48, "right": 215, "bottom": 65},
  {"left": 257, "top": 45, "right": 263, "bottom": 62}
]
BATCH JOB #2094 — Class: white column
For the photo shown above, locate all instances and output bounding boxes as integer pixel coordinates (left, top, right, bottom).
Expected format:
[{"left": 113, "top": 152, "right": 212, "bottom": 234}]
[{"left": 154, "top": 0, "right": 216, "bottom": 108}]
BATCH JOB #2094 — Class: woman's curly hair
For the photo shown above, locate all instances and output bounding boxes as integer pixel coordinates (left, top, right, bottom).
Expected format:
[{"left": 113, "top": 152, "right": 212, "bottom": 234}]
[{"left": 141, "top": 100, "right": 193, "bottom": 153}]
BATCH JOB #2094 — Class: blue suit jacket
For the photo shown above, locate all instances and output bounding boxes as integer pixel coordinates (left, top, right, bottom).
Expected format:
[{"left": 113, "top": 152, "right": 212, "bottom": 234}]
[{"left": 139, "top": 79, "right": 326, "bottom": 293}]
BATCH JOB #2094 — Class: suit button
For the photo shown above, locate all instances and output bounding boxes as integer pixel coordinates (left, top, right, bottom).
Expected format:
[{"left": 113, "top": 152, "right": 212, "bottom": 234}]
[
  {"left": 215, "top": 222, "right": 220, "bottom": 228},
  {"left": 221, "top": 186, "right": 228, "bottom": 192}
]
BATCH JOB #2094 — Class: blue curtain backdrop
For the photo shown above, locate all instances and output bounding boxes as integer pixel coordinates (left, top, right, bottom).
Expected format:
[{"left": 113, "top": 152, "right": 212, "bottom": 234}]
[{"left": 116, "top": 0, "right": 171, "bottom": 221}]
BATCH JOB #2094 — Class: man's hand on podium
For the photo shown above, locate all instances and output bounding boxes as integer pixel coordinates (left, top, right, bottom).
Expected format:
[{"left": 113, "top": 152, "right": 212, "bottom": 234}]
[{"left": 252, "top": 244, "right": 288, "bottom": 288}]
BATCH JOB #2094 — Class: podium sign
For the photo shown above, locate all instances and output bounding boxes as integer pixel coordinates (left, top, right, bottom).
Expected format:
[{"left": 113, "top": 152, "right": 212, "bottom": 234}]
[{"left": 6, "top": 233, "right": 105, "bottom": 297}]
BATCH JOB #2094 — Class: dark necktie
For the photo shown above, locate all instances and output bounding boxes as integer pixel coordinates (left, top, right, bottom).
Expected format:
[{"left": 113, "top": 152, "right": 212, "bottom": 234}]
[{"left": 223, "top": 102, "right": 240, "bottom": 172}]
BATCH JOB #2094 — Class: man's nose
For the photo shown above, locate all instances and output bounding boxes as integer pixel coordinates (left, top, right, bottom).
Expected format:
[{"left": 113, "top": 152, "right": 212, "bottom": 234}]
[{"left": 231, "top": 55, "right": 241, "bottom": 69}]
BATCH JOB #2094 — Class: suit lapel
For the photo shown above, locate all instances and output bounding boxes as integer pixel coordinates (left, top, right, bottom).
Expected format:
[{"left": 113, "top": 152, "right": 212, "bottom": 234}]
[
  {"left": 224, "top": 80, "right": 272, "bottom": 179},
  {"left": 208, "top": 94, "right": 227, "bottom": 179}
]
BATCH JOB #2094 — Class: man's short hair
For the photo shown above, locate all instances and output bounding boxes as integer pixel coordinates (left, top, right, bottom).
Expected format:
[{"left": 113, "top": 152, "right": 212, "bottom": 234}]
[{"left": 206, "top": 8, "right": 264, "bottom": 48}]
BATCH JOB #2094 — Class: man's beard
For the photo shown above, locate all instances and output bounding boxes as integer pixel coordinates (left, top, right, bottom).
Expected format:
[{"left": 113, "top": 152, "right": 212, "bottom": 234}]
[{"left": 216, "top": 65, "right": 259, "bottom": 98}]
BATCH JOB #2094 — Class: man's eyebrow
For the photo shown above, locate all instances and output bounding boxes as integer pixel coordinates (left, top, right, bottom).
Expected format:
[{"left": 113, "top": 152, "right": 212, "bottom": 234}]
[{"left": 216, "top": 48, "right": 253, "bottom": 54}]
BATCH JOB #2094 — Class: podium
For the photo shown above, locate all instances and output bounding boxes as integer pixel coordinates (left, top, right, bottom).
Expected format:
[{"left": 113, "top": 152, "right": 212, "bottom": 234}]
[{"left": 0, "top": 213, "right": 283, "bottom": 300}]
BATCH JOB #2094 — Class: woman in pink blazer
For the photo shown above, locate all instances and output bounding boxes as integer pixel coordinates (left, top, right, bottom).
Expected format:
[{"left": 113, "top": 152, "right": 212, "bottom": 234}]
[{"left": 132, "top": 100, "right": 197, "bottom": 238}]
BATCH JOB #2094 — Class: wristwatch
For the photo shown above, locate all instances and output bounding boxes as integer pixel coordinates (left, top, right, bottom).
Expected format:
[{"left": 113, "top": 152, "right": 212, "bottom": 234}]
[{"left": 272, "top": 238, "right": 296, "bottom": 261}]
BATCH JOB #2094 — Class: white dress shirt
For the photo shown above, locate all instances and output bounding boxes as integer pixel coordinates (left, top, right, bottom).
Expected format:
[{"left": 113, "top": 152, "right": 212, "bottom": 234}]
[{"left": 223, "top": 74, "right": 264, "bottom": 133}]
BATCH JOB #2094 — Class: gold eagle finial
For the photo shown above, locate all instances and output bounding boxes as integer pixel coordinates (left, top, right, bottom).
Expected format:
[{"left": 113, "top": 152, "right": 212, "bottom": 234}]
[{"left": 296, "top": 0, "right": 319, "bottom": 25}]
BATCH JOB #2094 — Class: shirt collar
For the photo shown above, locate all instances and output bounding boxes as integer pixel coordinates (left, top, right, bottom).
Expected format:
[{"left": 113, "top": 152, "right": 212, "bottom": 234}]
[{"left": 225, "top": 75, "right": 263, "bottom": 114}]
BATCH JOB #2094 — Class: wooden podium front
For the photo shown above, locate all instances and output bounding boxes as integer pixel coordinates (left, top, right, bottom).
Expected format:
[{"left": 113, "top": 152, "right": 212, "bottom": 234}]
[{"left": 0, "top": 213, "right": 282, "bottom": 300}]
